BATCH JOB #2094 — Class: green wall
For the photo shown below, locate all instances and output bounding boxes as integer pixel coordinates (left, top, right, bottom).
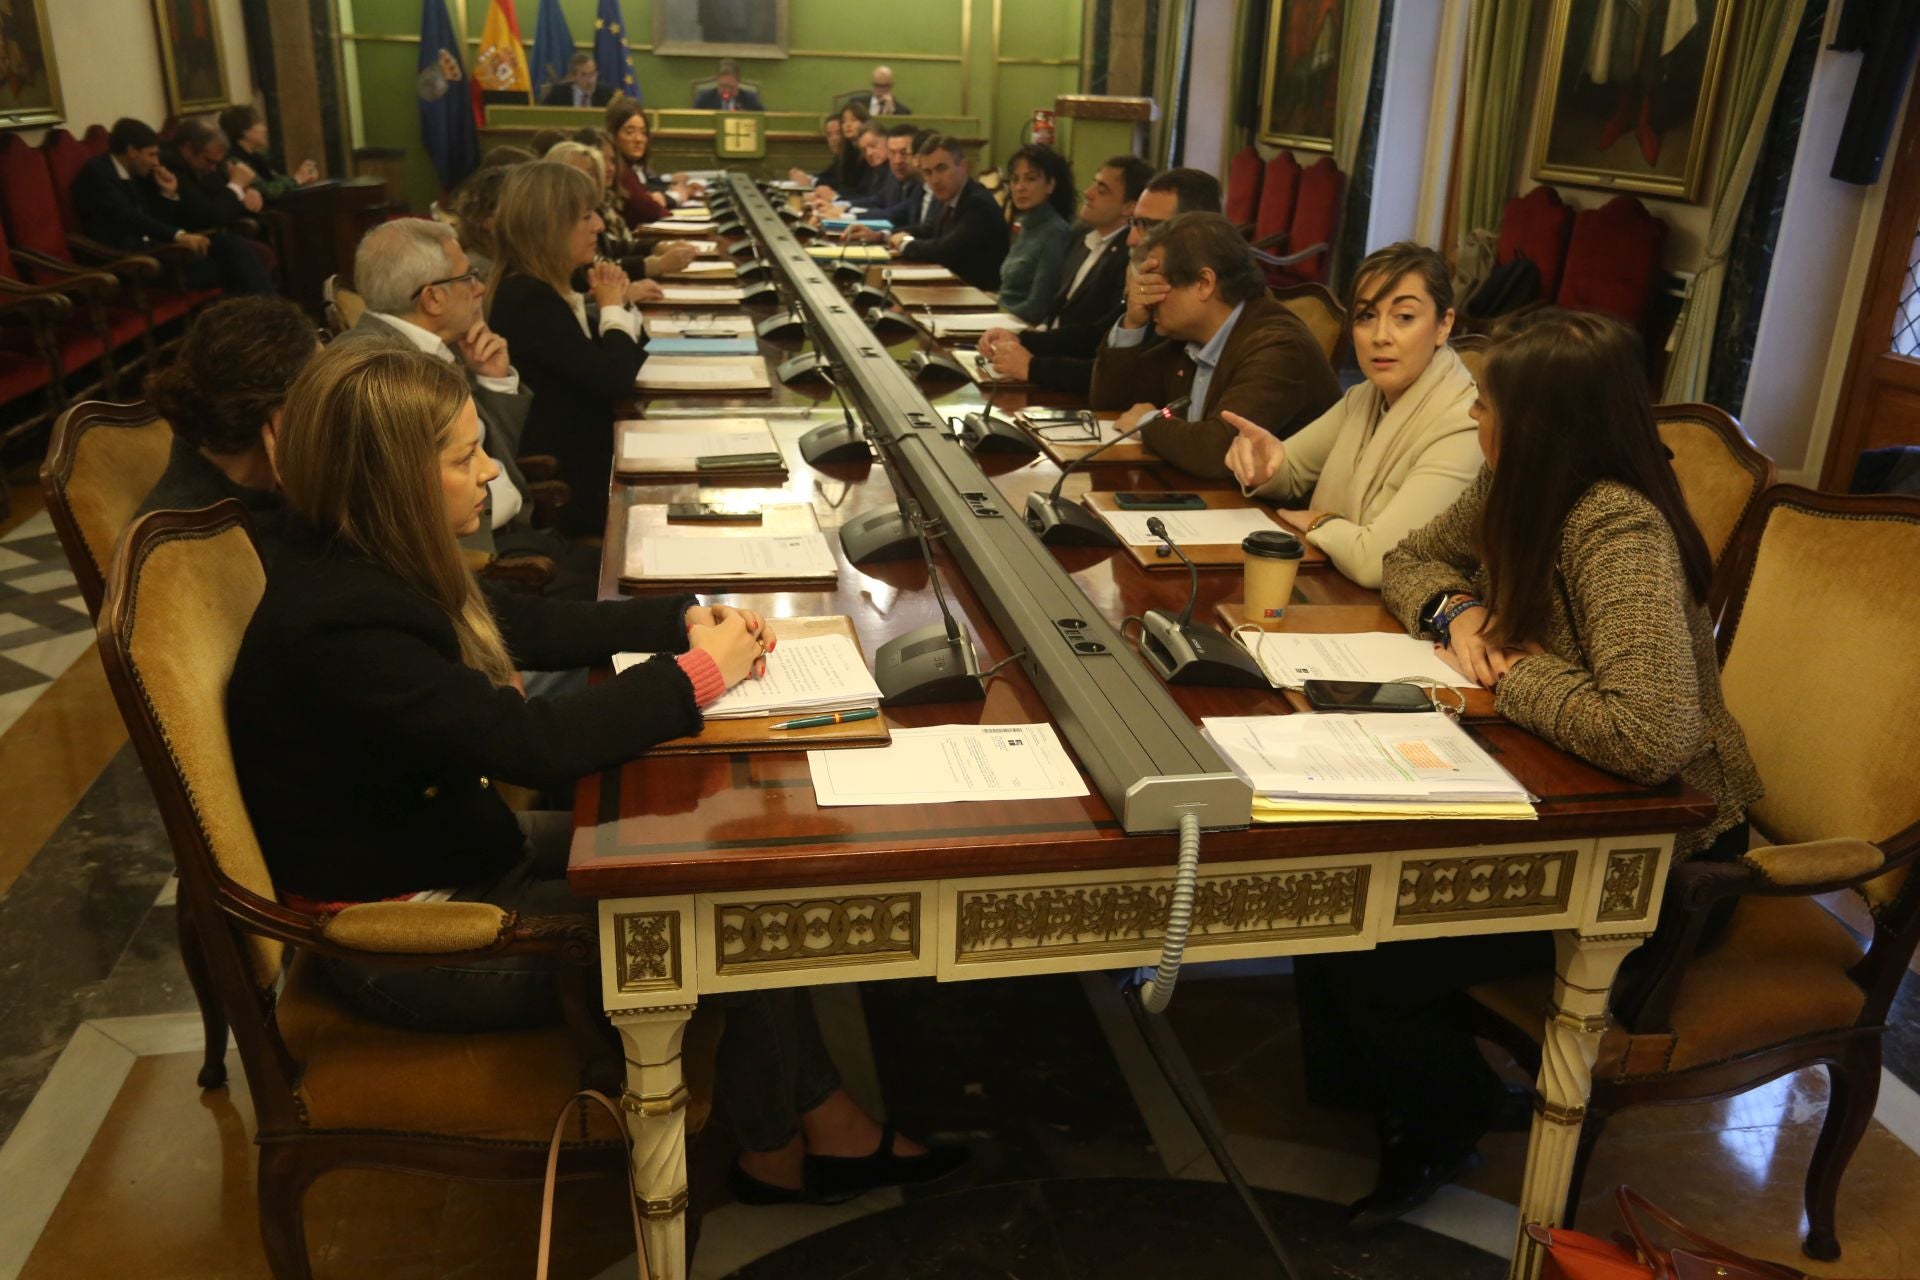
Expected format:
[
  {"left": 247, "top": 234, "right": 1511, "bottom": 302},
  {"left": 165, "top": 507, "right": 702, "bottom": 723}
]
[{"left": 341, "top": 0, "right": 1084, "bottom": 211}]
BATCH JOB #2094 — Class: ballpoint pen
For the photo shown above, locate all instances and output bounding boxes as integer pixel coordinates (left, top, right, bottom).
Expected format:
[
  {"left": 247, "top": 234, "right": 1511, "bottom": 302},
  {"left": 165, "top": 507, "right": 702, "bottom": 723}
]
[{"left": 770, "top": 708, "right": 881, "bottom": 730}]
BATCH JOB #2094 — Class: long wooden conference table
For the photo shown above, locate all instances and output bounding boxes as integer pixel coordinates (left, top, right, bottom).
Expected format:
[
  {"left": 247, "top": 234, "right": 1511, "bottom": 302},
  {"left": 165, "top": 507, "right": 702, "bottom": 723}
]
[{"left": 569, "top": 178, "right": 1713, "bottom": 1280}]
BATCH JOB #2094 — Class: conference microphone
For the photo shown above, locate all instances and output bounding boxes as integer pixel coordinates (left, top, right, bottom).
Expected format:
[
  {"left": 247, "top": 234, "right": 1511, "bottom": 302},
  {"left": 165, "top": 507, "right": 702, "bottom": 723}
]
[
  {"left": 798, "top": 360, "right": 872, "bottom": 466},
  {"left": 1138, "top": 515, "right": 1268, "bottom": 688},
  {"left": 871, "top": 502, "right": 986, "bottom": 706},
  {"left": 1023, "top": 396, "right": 1191, "bottom": 546}
]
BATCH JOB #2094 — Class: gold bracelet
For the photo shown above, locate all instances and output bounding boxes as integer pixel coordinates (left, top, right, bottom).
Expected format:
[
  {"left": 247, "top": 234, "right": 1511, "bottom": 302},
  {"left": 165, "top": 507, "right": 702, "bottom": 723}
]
[{"left": 1307, "top": 512, "right": 1344, "bottom": 533}]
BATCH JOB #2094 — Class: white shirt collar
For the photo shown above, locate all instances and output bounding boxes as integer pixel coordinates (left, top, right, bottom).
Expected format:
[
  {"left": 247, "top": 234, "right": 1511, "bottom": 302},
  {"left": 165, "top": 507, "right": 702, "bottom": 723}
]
[
  {"left": 112, "top": 156, "right": 131, "bottom": 181},
  {"left": 370, "top": 311, "right": 454, "bottom": 362}
]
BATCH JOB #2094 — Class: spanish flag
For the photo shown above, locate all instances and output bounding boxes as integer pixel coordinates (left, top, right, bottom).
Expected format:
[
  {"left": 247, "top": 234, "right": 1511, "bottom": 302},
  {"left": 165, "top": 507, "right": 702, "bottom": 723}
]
[{"left": 471, "top": 0, "right": 531, "bottom": 125}]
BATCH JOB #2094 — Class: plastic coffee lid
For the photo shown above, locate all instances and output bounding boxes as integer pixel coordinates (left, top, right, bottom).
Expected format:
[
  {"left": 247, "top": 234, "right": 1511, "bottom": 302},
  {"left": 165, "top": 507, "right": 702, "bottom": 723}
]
[{"left": 1242, "top": 529, "right": 1304, "bottom": 559}]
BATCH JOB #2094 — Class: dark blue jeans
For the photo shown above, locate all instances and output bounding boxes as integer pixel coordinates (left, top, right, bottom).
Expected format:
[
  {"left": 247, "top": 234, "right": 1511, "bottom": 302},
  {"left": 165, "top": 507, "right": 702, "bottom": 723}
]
[{"left": 322, "top": 810, "right": 842, "bottom": 1151}]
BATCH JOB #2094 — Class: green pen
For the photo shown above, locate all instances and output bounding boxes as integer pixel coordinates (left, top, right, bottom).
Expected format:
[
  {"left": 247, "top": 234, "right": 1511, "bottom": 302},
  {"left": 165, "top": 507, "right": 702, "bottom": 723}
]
[{"left": 770, "top": 708, "right": 880, "bottom": 730}]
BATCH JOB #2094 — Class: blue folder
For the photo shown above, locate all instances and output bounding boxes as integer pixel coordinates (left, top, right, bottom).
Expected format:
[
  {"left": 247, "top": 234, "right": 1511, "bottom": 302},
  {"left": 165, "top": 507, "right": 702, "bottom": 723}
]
[
  {"left": 822, "top": 218, "right": 893, "bottom": 233},
  {"left": 644, "top": 337, "right": 760, "bottom": 356}
]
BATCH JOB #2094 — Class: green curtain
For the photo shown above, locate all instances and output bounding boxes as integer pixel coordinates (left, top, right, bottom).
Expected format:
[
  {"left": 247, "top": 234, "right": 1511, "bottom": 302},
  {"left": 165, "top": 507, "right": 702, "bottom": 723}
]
[
  {"left": 1449, "top": 0, "right": 1534, "bottom": 296},
  {"left": 1333, "top": 0, "right": 1384, "bottom": 176},
  {"left": 1661, "top": 0, "right": 1810, "bottom": 402},
  {"left": 1151, "top": 0, "right": 1195, "bottom": 166}
]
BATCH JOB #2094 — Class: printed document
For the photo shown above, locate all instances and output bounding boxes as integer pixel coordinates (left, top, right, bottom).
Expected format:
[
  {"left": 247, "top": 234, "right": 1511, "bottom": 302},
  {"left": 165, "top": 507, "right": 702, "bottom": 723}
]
[
  {"left": 1201, "top": 713, "right": 1531, "bottom": 805},
  {"left": 657, "top": 285, "right": 747, "bottom": 304},
  {"left": 635, "top": 356, "right": 770, "bottom": 391},
  {"left": 1096, "top": 507, "right": 1284, "bottom": 546},
  {"left": 809, "top": 724, "right": 1088, "bottom": 806},
  {"left": 928, "top": 312, "right": 1030, "bottom": 338},
  {"left": 1237, "top": 631, "right": 1466, "bottom": 689},
  {"left": 883, "top": 265, "right": 959, "bottom": 282},
  {"left": 613, "top": 633, "right": 881, "bottom": 720},
  {"left": 619, "top": 421, "right": 779, "bottom": 463},
  {"left": 645, "top": 314, "right": 755, "bottom": 338},
  {"left": 635, "top": 534, "right": 837, "bottom": 580}
]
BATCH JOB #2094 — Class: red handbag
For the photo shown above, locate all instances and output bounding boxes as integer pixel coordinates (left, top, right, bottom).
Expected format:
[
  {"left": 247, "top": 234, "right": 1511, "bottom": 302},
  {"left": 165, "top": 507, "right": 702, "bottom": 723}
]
[{"left": 1527, "top": 1187, "right": 1807, "bottom": 1280}]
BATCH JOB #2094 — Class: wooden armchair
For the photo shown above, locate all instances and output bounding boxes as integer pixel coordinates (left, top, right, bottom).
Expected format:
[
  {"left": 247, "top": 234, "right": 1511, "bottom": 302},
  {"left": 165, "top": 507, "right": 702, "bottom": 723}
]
[
  {"left": 96, "top": 502, "right": 636, "bottom": 1279},
  {"left": 1654, "top": 403, "right": 1775, "bottom": 616},
  {"left": 1470, "top": 484, "right": 1920, "bottom": 1263},
  {"left": 1270, "top": 281, "right": 1345, "bottom": 366},
  {"left": 1449, "top": 332, "right": 1492, "bottom": 385},
  {"left": 41, "top": 399, "right": 174, "bottom": 617}
]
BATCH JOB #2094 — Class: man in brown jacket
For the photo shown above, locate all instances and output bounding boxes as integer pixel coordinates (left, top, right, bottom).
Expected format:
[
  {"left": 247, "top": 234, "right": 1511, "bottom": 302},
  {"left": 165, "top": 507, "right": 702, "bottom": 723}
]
[{"left": 1091, "top": 212, "right": 1340, "bottom": 480}]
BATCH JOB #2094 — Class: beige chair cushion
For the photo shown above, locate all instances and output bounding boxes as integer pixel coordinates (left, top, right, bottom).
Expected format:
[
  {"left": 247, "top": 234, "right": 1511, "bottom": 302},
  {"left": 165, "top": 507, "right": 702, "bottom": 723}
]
[
  {"left": 69, "top": 415, "right": 173, "bottom": 583},
  {"left": 125, "top": 522, "right": 283, "bottom": 986},
  {"left": 321, "top": 901, "right": 510, "bottom": 954},
  {"left": 1452, "top": 343, "right": 1487, "bottom": 385},
  {"left": 1658, "top": 416, "right": 1762, "bottom": 567}
]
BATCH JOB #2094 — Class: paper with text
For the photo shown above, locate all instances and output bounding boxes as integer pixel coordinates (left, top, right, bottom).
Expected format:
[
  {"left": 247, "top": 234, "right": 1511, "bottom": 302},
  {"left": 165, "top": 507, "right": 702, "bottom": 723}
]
[
  {"left": 635, "top": 534, "right": 837, "bottom": 580},
  {"left": 635, "top": 356, "right": 771, "bottom": 391},
  {"left": 613, "top": 633, "right": 881, "bottom": 719},
  {"left": 619, "top": 423, "right": 780, "bottom": 463},
  {"left": 808, "top": 724, "right": 1088, "bottom": 806},
  {"left": 928, "top": 312, "right": 1030, "bottom": 338},
  {"left": 1238, "top": 631, "right": 1467, "bottom": 690},
  {"left": 644, "top": 314, "right": 756, "bottom": 338},
  {"left": 656, "top": 285, "right": 746, "bottom": 304},
  {"left": 1096, "top": 507, "right": 1285, "bottom": 547}
]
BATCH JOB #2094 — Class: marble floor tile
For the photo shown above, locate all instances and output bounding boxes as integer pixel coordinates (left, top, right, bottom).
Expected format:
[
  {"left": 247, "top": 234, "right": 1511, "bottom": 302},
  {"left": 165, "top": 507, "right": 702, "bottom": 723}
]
[{"left": 0, "top": 652, "right": 130, "bottom": 899}]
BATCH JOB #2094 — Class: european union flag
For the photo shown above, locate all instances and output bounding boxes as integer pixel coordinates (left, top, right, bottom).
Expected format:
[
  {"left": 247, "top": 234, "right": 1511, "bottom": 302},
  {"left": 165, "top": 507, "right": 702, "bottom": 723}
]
[
  {"left": 530, "top": 0, "right": 576, "bottom": 100},
  {"left": 594, "top": 0, "right": 642, "bottom": 104},
  {"left": 416, "top": 0, "right": 477, "bottom": 189}
]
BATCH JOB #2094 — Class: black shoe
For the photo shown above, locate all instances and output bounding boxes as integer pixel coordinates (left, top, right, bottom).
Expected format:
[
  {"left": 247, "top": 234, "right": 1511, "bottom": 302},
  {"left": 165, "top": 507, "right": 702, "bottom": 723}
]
[
  {"left": 726, "top": 1160, "right": 807, "bottom": 1206},
  {"left": 803, "top": 1124, "right": 969, "bottom": 1203},
  {"left": 1490, "top": 1083, "right": 1537, "bottom": 1133},
  {"left": 1345, "top": 1141, "right": 1482, "bottom": 1235}
]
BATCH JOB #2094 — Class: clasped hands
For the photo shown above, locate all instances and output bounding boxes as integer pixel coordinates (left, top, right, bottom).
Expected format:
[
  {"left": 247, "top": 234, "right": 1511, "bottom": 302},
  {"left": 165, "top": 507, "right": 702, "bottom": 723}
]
[
  {"left": 974, "top": 328, "right": 1031, "bottom": 380},
  {"left": 1431, "top": 606, "right": 1544, "bottom": 690},
  {"left": 684, "top": 604, "right": 777, "bottom": 685}
]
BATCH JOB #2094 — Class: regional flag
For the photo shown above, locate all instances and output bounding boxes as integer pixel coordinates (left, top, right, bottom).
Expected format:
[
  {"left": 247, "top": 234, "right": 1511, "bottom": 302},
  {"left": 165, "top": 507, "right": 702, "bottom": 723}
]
[
  {"left": 416, "top": 0, "right": 477, "bottom": 190},
  {"left": 472, "top": 0, "right": 532, "bottom": 125},
  {"left": 594, "top": 0, "right": 642, "bottom": 104},
  {"left": 530, "top": 0, "right": 577, "bottom": 101}
]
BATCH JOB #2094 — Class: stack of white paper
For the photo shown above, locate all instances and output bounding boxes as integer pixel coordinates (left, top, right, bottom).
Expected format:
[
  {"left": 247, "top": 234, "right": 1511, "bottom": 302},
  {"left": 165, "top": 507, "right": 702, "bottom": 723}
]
[
  {"left": 635, "top": 356, "right": 770, "bottom": 391},
  {"left": 884, "top": 265, "right": 959, "bottom": 282},
  {"left": 645, "top": 313, "right": 756, "bottom": 338},
  {"left": 613, "top": 633, "right": 882, "bottom": 720},
  {"left": 1201, "top": 713, "right": 1534, "bottom": 822},
  {"left": 670, "top": 259, "right": 739, "bottom": 277},
  {"left": 928, "top": 312, "right": 1030, "bottom": 338},
  {"left": 1096, "top": 507, "right": 1286, "bottom": 547},
  {"left": 1236, "top": 631, "right": 1468, "bottom": 691},
  {"left": 634, "top": 534, "right": 838, "bottom": 581},
  {"left": 641, "top": 220, "right": 718, "bottom": 235},
  {"left": 667, "top": 206, "right": 713, "bottom": 220},
  {"left": 619, "top": 420, "right": 780, "bottom": 464},
  {"left": 808, "top": 724, "right": 1088, "bottom": 806},
  {"left": 656, "top": 285, "right": 748, "bottom": 305}
]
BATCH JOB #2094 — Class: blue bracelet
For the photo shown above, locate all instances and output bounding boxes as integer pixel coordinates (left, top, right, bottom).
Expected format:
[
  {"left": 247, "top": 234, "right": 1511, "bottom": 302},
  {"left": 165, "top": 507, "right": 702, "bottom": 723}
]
[{"left": 1437, "top": 597, "right": 1484, "bottom": 646}]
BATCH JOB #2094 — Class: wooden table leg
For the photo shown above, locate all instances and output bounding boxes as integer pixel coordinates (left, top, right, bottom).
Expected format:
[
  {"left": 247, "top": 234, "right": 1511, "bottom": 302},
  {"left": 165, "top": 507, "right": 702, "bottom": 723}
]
[
  {"left": 1508, "top": 931, "right": 1644, "bottom": 1279},
  {"left": 611, "top": 1003, "right": 696, "bottom": 1280}
]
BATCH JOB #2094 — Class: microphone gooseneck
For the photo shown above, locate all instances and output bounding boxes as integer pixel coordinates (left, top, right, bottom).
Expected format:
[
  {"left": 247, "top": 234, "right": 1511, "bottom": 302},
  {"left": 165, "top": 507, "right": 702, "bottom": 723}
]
[
  {"left": 1146, "top": 516, "right": 1201, "bottom": 630},
  {"left": 908, "top": 500, "right": 964, "bottom": 643},
  {"left": 1044, "top": 395, "right": 1192, "bottom": 505}
]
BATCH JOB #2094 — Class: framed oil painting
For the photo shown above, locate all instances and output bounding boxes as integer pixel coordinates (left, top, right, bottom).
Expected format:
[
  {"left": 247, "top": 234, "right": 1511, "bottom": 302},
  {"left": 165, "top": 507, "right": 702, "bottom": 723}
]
[
  {"left": 1258, "top": 0, "right": 1341, "bottom": 152},
  {"left": 1531, "top": 0, "right": 1734, "bottom": 202},
  {"left": 152, "top": 0, "right": 231, "bottom": 115},
  {"left": 653, "top": 0, "right": 790, "bottom": 61},
  {"left": 0, "top": 0, "right": 64, "bottom": 130}
]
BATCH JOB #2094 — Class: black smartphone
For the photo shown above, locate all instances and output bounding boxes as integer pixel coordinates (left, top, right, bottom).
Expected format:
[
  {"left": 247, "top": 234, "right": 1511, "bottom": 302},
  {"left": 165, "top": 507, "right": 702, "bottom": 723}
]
[
  {"left": 667, "top": 503, "right": 763, "bottom": 523},
  {"left": 1114, "top": 491, "right": 1207, "bottom": 511},
  {"left": 1301, "top": 680, "right": 1433, "bottom": 713}
]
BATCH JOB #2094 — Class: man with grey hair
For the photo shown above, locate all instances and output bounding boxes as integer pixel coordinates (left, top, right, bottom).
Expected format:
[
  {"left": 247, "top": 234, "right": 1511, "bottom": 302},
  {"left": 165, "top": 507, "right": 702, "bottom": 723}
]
[
  {"left": 856, "top": 66, "right": 909, "bottom": 116},
  {"left": 339, "top": 218, "right": 597, "bottom": 597}
]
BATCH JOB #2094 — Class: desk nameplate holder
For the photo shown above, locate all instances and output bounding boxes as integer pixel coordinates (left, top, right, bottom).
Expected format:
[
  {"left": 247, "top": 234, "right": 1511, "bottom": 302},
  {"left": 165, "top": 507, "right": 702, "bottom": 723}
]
[{"left": 727, "top": 174, "right": 1250, "bottom": 835}]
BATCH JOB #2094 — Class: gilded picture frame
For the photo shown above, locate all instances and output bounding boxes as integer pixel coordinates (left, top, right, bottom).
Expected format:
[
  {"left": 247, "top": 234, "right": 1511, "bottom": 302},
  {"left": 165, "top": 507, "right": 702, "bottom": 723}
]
[
  {"left": 151, "top": 0, "right": 231, "bottom": 116},
  {"left": 1257, "top": 0, "right": 1340, "bottom": 153},
  {"left": 1530, "top": 0, "right": 1735, "bottom": 203},
  {"left": 0, "top": 0, "right": 65, "bottom": 130},
  {"left": 653, "top": 0, "right": 791, "bottom": 61}
]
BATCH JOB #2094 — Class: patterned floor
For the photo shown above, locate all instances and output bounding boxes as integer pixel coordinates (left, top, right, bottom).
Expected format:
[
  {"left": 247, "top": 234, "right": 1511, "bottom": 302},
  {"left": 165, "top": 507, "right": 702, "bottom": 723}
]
[{"left": 0, "top": 513, "right": 93, "bottom": 738}]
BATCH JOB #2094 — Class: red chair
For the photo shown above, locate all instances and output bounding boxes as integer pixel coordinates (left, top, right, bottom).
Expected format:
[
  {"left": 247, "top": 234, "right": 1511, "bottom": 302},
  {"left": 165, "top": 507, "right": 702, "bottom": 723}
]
[
  {"left": 1250, "top": 151, "right": 1301, "bottom": 253},
  {"left": 1556, "top": 196, "right": 1667, "bottom": 331},
  {"left": 81, "top": 125, "right": 110, "bottom": 157},
  {"left": 1260, "top": 157, "right": 1341, "bottom": 287},
  {"left": 1226, "top": 145, "right": 1265, "bottom": 233},
  {"left": 1496, "top": 185, "right": 1574, "bottom": 303},
  {"left": 0, "top": 214, "right": 76, "bottom": 446}
]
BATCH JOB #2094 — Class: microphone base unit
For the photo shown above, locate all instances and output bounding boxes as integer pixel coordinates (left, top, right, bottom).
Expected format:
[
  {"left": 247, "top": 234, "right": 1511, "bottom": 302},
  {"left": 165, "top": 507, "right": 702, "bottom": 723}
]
[
  {"left": 735, "top": 261, "right": 773, "bottom": 284},
  {"left": 757, "top": 312, "right": 808, "bottom": 340},
  {"left": 832, "top": 262, "right": 867, "bottom": 285},
  {"left": 958, "top": 410, "right": 1040, "bottom": 456},
  {"left": 906, "top": 349, "right": 974, "bottom": 386},
  {"left": 1139, "top": 610, "right": 1269, "bottom": 688},
  {"left": 874, "top": 621, "right": 987, "bottom": 707},
  {"left": 714, "top": 219, "right": 746, "bottom": 236},
  {"left": 790, "top": 222, "right": 821, "bottom": 241},
  {"left": 776, "top": 351, "right": 834, "bottom": 386},
  {"left": 1024, "top": 492, "right": 1122, "bottom": 546},
  {"left": 865, "top": 306, "right": 916, "bottom": 337},
  {"left": 797, "top": 419, "right": 872, "bottom": 466},
  {"left": 838, "top": 507, "right": 925, "bottom": 564},
  {"left": 727, "top": 240, "right": 758, "bottom": 258},
  {"left": 739, "top": 281, "right": 780, "bottom": 306},
  {"left": 850, "top": 285, "right": 889, "bottom": 310}
]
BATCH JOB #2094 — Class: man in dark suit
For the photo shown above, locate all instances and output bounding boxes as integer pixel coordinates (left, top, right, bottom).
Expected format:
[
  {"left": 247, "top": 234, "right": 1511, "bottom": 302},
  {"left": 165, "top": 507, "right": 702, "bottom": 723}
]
[
  {"left": 693, "top": 59, "right": 765, "bottom": 110},
  {"left": 857, "top": 125, "right": 927, "bottom": 226},
  {"left": 976, "top": 154, "right": 1156, "bottom": 393},
  {"left": 852, "top": 66, "right": 910, "bottom": 116},
  {"left": 73, "top": 117, "right": 274, "bottom": 295},
  {"left": 1091, "top": 212, "right": 1340, "bottom": 480},
  {"left": 814, "top": 120, "right": 891, "bottom": 207},
  {"left": 541, "top": 53, "right": 615, "bottom": 107},
  {"left": 167, "top": 118, "right": 262, "bottom": 226},
  {"left": 885, "top": 134, "right": 1009, "bottom": 292}
]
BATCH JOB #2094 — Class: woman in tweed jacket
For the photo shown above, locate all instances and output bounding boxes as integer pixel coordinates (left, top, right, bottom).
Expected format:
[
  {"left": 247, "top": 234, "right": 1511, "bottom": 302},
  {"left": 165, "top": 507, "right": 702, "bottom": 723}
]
[{"left": 1301, "top": 309, "right": 1763, "bottom": 1233}]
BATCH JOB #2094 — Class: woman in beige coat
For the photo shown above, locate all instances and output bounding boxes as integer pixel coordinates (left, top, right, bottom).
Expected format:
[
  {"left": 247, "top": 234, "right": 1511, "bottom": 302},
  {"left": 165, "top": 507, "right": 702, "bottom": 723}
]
[{"left": 1222, "top": 242, "right": 1481, "bottom": 588}]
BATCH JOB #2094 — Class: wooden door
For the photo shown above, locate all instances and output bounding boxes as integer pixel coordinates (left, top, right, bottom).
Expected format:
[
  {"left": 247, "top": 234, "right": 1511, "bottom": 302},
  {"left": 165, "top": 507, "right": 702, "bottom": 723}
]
[{"left": 1824, "top": 84, "right": 1920, "bottom": 489}]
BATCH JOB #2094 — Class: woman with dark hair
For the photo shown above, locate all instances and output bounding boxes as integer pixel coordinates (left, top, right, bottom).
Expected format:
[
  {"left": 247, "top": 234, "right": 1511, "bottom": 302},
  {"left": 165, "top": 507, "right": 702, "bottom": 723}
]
[
  {"left": 447, "top": 165, "right": 512, "bottom": 278},
  {"left": 484, "top": 161, "right": 644, "bottom": 537},
  {"left": 994, "top": 144, "right": 1076, "bottom": 324},
  {"left": 137, "top": 296, "right": 321, "bottom": 560},
  {"left": 1222, "top": 241, "right": 1481, "bottom": 588},
  {"left": 1297, "top": 308, "right": 1763, "bottom": 1232},
  {"left": 216, "top": 103, "right": 319, "bottom": 193},
  {"left": 604, "top": 98, "right": 694, "bottom": 225}
]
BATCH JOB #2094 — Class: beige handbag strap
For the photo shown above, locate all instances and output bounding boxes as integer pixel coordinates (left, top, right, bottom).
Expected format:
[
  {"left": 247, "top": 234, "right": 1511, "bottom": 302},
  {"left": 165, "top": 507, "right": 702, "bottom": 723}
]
[{"left": 536, "top": 1089, "right": 649, "bottom": 1280}]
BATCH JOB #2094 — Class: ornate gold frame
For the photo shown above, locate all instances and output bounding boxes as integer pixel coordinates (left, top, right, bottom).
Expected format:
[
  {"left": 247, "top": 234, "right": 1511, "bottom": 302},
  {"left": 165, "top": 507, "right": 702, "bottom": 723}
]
[
  {"left": 0, "top": 0, "right": 65, "bottom": 130},
  {"left": 151, "top": 0, "right": 232, "bottom": 115},
  {"left": 651, "top": 0, "right": 791, "bottom": 61},
  {"left": 1256, "top": 0, "right": 1336, "bottom": 153},
  {"left": 1529, "top": 0, "right": 1735, "bottom": 203}
]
